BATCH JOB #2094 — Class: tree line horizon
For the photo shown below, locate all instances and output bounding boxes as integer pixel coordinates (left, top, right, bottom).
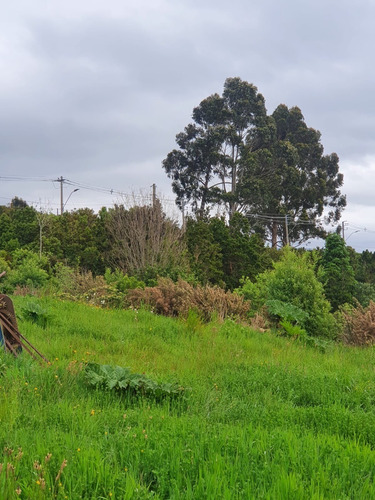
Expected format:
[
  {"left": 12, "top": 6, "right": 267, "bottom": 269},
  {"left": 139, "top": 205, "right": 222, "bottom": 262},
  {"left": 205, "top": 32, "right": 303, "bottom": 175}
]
[{"left": 3, "top": 76, "right": 373, "bottom": 298}]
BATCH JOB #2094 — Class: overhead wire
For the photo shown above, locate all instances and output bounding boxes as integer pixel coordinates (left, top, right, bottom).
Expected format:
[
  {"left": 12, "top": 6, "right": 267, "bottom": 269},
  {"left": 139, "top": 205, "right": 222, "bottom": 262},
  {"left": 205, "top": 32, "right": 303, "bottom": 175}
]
[
  {"left": 0, "top": 176, "right": 55, "bottom": 182},
  {"left": 2, "top": 176, "right": 375, "bottom": 239}
]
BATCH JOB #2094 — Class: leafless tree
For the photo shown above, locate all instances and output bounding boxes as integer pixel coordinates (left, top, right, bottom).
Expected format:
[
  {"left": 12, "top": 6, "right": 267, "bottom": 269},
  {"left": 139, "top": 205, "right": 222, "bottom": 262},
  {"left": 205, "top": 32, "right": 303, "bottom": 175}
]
[
  {"left": 35, "top": 204, "right": 52, "bottom": 258},
  {"left": 106, "top": 196, "right": 187, "bottom": 276}
]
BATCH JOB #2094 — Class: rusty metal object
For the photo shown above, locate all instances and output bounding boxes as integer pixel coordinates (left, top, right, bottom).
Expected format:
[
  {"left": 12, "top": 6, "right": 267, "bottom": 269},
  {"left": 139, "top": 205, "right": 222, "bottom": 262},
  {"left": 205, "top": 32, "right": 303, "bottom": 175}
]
[
  {"left": 0, "top": 294, "right": 49, "bottom": 363},
  {"left": 0, "top": 294, "right": 22, "bottom": 353}
]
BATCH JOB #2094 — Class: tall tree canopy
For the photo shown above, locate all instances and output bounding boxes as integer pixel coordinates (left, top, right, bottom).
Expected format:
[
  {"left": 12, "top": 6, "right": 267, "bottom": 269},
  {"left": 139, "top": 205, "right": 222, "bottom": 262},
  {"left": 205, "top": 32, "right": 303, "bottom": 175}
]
[
  {"left": 163, "top": 78, "right": 346, "bottom": 246},
  {"left": 163, "top": 77, "right": 270, "bottom": 219},
  {"left": 320, "top": 233, "right": 356, "bottom": 311}
]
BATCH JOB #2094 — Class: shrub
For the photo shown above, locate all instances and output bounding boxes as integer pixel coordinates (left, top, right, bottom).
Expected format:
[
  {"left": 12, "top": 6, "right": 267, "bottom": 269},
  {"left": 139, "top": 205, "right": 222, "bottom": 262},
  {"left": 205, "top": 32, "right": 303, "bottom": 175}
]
[
  {"left": 279, "top": 320, "right": 307, "bottom": 339},
  {"left": 127, "top": 278, "right": 250, "bottom": 322},
  {"left": 266, "top": 299, "right": 309, "bottom": 325},
  {"left": 0, "top": 257, "right": 11, "bottom": 276},
  {"left": 320, "top": 234, "right": 356, "bottom": 311},
  {"left": 50, "top": 262, "right": 76, "bottom": 294},
  {"left": 266, "top": 300, "right": 308, "bottom": 339},
  {"left": 236, "top": 248, "right": 336, "bottom": 338},
  {"left": 104, "top": 268, "right": 145, "bottom": 292},
  {"left": 57, "top": 271, "right": 117, "bottom": 307},
  {"left": 85, "top": 363, "right": 188, "bottom": 399},
  {"left": 236, "top": 276, "right": 265, "bottom": 312},
  {"left": 353, "top": 282, "right": 375, "bottom": 308},
  {"left": 48, "top": 267, "right": 145, "bottom": 308},
  {"left": 4, "top": 251, "right": 49, "bottom": 293},
  {"left": 21, "top": 301, "right": 52, "bottom": 329},
  {"left": 0, "top": 258, "right": 12, "bottom": 293},
  {"left": 340, "top": 301, "right": 375, "bottom": 346}
]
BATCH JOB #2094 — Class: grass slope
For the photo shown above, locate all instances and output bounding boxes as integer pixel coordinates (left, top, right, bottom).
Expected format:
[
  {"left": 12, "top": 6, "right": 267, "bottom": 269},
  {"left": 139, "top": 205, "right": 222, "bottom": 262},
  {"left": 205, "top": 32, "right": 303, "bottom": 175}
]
[{"left": 0, "top": 296, "right": 375, "bottom": 499}]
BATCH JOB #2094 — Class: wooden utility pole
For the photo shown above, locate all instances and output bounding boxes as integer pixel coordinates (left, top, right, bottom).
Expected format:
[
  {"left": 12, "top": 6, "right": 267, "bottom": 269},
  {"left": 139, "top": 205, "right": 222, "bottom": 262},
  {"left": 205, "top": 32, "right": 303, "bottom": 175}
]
[
  {"left": 285, "top": 215, "right": 289, "bottom": 246},
  {"left": 182, "top": 201, "right": 186, "bottom": 231},
  {"left": 342, "top": 221, "right": 346, "bottom": 240},
  {"left": 55, "top": 176, "right": 65, "bottom": 214}
]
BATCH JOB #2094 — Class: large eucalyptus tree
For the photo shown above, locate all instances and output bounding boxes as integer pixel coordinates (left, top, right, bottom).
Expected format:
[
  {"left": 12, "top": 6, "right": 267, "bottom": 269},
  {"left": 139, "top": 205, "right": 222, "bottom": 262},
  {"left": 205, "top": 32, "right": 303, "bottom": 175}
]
[
  {"left": 163, "top": 78, "right": 346, "bottom": 246},
  {"left": 163, "top": 77, "right": 270, "bottom": 218}
]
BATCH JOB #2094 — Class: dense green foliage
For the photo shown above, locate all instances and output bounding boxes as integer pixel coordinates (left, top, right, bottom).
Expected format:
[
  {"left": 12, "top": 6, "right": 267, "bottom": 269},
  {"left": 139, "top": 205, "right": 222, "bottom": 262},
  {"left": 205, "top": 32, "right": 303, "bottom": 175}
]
[
  {"left": 185, "top": 214, "right": 270, "bottom": 288},
  {"left": 85, "top": 363, "right": 187, "bottom": 398},
  {"left": 163, "top": 77, "right": 269, "bottom": 219},
  {"left": 0, "top": 202, "right": 38, "bottom": 251},
  {"left": 3, "top": 75, "right": 375, "bottom": 498},
  {"left": 237, "top": 248, "right": 335, "bottom": 338},
  {"left": 2, "top": 195, "right": 375, "bottom": 321},
  {"left": 163, "top": 77, "right": 346, "bottom": 246},
  {"left": 0, "top": 198, "right": 277, "bottom": 291},
  {"left": 320, "top": 233, "right": 356, "bottom": 310},
  {"left": 1, "top": 297, "right": 375, "bottom": 498}
]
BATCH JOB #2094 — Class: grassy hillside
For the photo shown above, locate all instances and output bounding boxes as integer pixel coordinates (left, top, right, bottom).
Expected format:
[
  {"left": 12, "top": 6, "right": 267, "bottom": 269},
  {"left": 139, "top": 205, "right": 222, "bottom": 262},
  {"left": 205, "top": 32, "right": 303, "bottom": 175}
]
[{"left": 1, "top": 296, "right": 375, "bottom": 499}]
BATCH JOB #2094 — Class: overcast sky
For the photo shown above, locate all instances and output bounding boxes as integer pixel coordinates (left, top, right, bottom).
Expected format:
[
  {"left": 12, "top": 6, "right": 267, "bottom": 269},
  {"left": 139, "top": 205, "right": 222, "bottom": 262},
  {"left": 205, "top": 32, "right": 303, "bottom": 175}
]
[{"left": 1, "top": 0, "right": 375, "bottom": 250}]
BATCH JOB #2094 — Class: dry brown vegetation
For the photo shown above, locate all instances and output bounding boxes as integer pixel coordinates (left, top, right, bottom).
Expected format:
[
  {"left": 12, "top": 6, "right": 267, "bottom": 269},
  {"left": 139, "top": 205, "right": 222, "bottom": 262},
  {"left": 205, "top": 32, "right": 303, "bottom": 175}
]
[
  {"left": 127, "top": 277, "right": 250, "bottom": 322},
  {"left": 106, "top": 200, "right": 187, "bottom": 276},
  {"left": 341, "top": 301, "right": 375, "bottom": 345}
]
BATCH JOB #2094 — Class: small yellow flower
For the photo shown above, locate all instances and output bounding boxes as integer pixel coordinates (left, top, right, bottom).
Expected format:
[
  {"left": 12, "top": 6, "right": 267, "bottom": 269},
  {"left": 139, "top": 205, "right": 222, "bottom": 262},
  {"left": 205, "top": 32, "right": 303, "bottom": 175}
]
[
  {"left": 55, "top": 358, "right": 59, "bottom": 361},
  {"left": 124, "top": 467, "right": 128, "bottom": 472},
  {"left": 77, "top": 448, "right": 81, "bottom": 452},
  {"left": 55, "top": 375, "right": 58, "bottom": 379},
  {"left": 90, "top": 409, "right": 95, "bottom": 416},
  {"left": 36, "top": 480, "right": 41, "bottom": 485},
  {"left": 141, "top": 449, "right": 144, "bottom": 453},
  {"left": 105, "top": 431, "right": 108, "bottom": 436},
  {"left": 34, "top": 387, "right": 38, "bottom": 391}
]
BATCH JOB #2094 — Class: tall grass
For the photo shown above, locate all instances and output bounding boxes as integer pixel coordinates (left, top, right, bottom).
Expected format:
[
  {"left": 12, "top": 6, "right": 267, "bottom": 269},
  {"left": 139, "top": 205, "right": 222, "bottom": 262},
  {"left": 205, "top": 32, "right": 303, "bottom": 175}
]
[{"left": 0, "top": 296, "right": 375, "bottom": 498}]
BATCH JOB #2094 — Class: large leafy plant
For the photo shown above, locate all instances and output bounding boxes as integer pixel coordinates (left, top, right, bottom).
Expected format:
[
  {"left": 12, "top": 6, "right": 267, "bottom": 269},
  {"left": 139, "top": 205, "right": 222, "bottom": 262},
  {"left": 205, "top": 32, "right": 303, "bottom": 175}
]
[
  {"left": 85, "top": 363, "right": 188, "bottom": 399},
  {"left": 237, "top": 248, "right": 336, "bottom": 338}
]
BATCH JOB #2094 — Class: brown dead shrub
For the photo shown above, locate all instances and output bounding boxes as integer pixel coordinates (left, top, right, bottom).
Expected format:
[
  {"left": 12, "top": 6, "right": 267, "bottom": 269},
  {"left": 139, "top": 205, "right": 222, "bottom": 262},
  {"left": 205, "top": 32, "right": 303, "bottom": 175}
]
[
  {"left": 13, "top": 285, "right": 38, "bottom": 297},
  {"left": 249, "top": 310, "right": 269, "bottom": 332},
  {"left": 341, "top": 301, "right": 375, "bottom": 345},
  {"left": 70, "top": 271, "right": 107, "bottom": 296},
  {"left": 55, "top": 270, "right": 111, "bottom": 305},
  {"left": 127, "top": 278, "right": 250, "bottom": 322}
]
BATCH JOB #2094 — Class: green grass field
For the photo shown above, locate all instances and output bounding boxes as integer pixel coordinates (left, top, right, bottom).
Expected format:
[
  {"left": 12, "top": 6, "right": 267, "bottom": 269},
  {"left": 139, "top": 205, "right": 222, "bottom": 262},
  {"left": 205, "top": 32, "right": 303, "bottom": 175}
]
[{"left": 1, "top": 296, "right": 375, "bottom": 499}]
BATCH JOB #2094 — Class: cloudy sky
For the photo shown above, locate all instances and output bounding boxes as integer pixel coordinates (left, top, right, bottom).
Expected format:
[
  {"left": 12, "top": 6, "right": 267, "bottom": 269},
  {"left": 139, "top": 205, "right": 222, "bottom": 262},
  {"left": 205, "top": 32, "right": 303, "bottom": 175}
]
[{"left": 1, "top": 0, "right": 375, "bottom": 250}]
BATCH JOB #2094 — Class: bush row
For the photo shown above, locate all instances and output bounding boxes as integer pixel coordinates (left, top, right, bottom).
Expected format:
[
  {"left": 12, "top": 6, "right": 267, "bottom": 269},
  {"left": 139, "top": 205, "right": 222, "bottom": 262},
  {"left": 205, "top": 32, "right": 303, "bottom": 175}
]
[{"left": 4, "top": 247, "right": 375, "bottom": 346}]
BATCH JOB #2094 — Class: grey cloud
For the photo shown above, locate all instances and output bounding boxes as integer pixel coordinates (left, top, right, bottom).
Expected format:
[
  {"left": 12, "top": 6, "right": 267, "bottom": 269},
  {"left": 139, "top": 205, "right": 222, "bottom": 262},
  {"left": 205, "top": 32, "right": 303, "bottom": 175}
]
[{"left": 1, "top": 0, "right": 375, "bottom": 247}]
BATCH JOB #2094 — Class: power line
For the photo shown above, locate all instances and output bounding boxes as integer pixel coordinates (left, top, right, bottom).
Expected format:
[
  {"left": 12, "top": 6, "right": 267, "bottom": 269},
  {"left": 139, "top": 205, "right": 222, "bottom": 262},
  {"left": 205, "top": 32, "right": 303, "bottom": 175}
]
[
  {"left": 63, "top": 179, "right": 177, "bottom": 203},
  {"left": 2, "top": 175, "right": 375, "bottom": 238},
  {"left": 0, "top": 176, "right": 54, "bottom": 182}
]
